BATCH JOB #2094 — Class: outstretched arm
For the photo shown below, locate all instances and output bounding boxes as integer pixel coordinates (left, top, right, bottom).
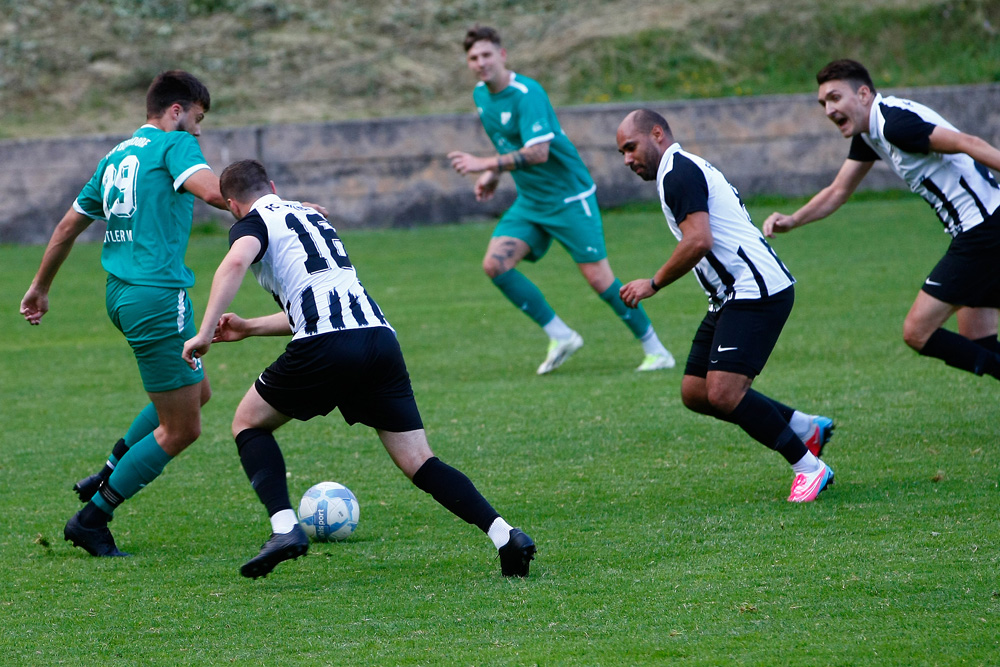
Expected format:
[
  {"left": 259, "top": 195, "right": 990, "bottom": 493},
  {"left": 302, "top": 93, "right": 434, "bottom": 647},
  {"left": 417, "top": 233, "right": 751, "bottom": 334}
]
[
  {"left": 928, "top": 126, "right": 1000, "bottom": 173},
  {"left": 20, "top": 207, "right": 94, "bottom": 325},
  {"left": 182, "top": 235, "right": 261, "bottom": 367},
  {"left": 620, "top": 211, "right": 714, "bottom": 308},
  {"left": 212, "top": 312, "right": 293, "bottom": 342},
  {"left": 762, "top": 159, "right": 873, "bottom": 237}
]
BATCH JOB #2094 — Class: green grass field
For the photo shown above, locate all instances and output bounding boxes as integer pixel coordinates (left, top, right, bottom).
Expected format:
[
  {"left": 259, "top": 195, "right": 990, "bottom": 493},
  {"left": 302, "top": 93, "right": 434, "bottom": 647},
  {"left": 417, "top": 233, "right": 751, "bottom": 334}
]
[{"left": 1, "top": 196, "right": 996, "bottom": 665}]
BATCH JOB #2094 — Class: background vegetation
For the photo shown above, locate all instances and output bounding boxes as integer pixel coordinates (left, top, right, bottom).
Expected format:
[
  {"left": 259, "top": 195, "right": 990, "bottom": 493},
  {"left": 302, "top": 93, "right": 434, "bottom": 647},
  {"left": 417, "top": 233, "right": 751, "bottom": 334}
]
[
  {"left": 1, "top": 198, "right": 997, "bottom": 665},
  {"left": 1, "top": 0, "right": 998, "bottom": 139}
]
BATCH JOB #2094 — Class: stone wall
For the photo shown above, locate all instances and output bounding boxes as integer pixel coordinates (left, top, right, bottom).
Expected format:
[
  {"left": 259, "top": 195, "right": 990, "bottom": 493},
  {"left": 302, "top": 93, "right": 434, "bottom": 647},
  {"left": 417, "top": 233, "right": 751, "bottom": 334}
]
[{"left": 3, "top": 84, "right": 999, "bottom": 244}]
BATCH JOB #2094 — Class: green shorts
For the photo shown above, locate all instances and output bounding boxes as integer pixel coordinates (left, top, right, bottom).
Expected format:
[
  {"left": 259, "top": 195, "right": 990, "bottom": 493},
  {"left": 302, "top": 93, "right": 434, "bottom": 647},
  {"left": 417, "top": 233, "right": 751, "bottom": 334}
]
[
  {"left": 493, "top": 189, "right": 607, "bottom": 264},
  {"left": 106, "top": 275, "right": 204, "bottom": 393}
]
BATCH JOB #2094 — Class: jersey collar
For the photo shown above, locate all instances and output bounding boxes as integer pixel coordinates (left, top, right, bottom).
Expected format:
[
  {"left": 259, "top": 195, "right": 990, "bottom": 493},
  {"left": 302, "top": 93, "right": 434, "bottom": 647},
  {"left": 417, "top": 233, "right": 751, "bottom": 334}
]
[
  {"left": 250, "top": 193, "right": 283, "bottom": 212},
  {"left": 657, "top": 142, "right": 683, "bottom": 181}
]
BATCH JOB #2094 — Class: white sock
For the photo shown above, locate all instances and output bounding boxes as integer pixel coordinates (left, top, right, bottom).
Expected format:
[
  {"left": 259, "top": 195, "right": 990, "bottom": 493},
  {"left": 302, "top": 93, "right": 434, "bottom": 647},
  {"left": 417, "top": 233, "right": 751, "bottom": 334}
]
[
  {"left": 487, "top": 517, "right": 515, "bottom": 549},
  {"left": 791, "top": 450, "right": 822, "bottom": 475},
  {"left": 270, "top": 509, "right": 298, "bottom": 535},
  {"left": 639, "top": 326, "right": 669, "bottom": 356},
  {"left": 543, "top": 315, "right": 575, "bottom": 340},
  {"left": 789, "top": 411, "right": 814, "bottom": 441}
]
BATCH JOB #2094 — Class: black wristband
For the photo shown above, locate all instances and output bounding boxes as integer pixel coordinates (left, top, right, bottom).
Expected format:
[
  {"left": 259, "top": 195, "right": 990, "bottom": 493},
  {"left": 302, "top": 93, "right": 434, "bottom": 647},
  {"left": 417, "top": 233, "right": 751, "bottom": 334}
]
[{"left": 650, "top": 277, "right": 661, "bottom": 292}]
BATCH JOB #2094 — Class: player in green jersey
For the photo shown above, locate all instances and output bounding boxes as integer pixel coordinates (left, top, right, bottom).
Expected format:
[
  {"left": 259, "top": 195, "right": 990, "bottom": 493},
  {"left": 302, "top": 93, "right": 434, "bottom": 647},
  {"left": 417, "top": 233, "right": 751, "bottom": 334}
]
[
  {"left": 448, "top": 26, "right": 675, "bottom": 375},
  {"left": 20, "top": 71, "right": 229, "bottom": 557}
]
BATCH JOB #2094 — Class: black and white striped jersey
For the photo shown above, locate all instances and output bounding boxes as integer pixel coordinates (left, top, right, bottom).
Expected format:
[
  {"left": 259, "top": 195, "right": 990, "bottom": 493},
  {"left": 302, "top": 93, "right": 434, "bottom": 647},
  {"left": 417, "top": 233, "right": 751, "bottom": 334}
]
[
  {"left": 849, "top": 93, "right": 1000, "bottom": 237},
  {"left": 229, "top": 194, "right": 391, "bottom": 340},
  {"left": 657, "top": 143, "right": 795, "bottom": 311}
]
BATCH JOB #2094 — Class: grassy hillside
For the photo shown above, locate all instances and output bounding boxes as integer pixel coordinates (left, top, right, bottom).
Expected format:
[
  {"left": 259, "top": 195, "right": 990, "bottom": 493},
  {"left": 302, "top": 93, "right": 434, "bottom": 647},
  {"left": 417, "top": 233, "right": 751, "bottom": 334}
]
[{"left": 1, "top": 0, "right": 997, "bottom": 140}]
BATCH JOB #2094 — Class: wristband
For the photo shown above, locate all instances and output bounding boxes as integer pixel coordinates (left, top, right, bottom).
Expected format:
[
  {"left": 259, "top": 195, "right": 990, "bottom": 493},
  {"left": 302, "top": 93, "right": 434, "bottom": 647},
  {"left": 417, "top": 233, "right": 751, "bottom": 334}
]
[{"left": 650, "top": 277, "right": 662, "bottom": 292}]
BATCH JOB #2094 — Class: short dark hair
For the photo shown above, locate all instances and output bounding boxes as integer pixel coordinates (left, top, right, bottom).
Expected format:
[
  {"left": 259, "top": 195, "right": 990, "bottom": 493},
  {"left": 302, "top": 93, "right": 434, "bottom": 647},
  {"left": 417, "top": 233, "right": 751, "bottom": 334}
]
[
  {"left": 463, "top": 25, "right": 502, "bottom": 52},
  {"left": 220, "top": 159, "right": 271, "bottom": 203},
  {"left": 146, "top": 70, "right": 211, "bottom": 118},
  {"left": 632, "top": 108, "right": 672, "bottom": 138},
  {"left": 816, "top": 59, "right": 876, "bottom": 93}
]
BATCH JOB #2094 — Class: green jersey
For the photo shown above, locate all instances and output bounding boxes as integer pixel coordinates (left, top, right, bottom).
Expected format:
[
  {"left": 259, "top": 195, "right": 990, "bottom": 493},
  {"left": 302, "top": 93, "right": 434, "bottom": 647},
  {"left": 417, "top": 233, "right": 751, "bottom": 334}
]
[
  {"left": 473, "top": 73, "right": 595, "bottom": 212},
  {"left": 75, "top": 125, "right": 212, "bottom": 288}
]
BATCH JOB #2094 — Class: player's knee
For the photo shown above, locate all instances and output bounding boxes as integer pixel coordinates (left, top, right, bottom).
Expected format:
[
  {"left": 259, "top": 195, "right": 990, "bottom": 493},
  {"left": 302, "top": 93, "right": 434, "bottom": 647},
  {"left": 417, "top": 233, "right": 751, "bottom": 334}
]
[
  {"left": 157, "top": 423, "right": 200, "bottom": 456},
  {"left": 680, "top": 378, "right": 712, "bottom": 415},
  {"left": 483, "top": 257, "right": 503, "bottom": 279},
  {"left": 706, "top": 383, "right": 741, "bottom": 414},
  {"left": 902, "top": 317, "right": 930, "bottom": 351}
]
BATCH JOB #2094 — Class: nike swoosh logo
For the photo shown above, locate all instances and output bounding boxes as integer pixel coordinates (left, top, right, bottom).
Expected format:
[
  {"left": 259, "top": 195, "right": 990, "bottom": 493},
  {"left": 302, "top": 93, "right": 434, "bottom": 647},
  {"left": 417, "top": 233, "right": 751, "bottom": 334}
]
[
  {"left": 924, "top": 279, "right": 942, "bottom": 286},
  {"left": 717, "top": 346, "right": 738, "bottom": 352}
]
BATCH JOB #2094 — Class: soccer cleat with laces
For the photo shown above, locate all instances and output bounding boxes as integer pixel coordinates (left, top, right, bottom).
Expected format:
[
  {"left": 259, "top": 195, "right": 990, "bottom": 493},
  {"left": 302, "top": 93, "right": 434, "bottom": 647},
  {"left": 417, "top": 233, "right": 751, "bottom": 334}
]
[
  {"left": 803, "top": 416, "right": 835, "bottom": 458},
  {"left": 498, "top": 528, "right": 536, "bottom": 577},
  {"left": 787, "top": 461, "right": 834, "bottom": 503},
  {"left": 536, "top": 332, "right": 584, "bottom": 375},
  {"left": 636, "top": 351, "right": 676, "bottom": 372},
  {"left": 64, "top": 511, "right": 129, "bottom": 557},
  {"left": 240, "top": 524, "right": 310, "bottom": 579}
]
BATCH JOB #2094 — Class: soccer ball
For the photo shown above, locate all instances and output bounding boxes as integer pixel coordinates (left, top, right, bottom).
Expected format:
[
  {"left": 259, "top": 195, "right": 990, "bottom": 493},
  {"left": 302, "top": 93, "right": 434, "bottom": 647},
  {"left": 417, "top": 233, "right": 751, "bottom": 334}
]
[{"left": 297, "top": 481, "right": 360, "bottom": 542}]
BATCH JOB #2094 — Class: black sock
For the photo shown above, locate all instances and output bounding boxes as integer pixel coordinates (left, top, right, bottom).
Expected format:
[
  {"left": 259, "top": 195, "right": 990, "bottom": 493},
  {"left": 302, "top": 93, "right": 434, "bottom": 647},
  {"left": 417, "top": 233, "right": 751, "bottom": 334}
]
[
  {"left": 920, "top": 328, "right": 1000, "bottom": 377},
  {"left": 235, "top": 428, "right": 293, "bottom": 517},
  {"left": 96, "top": 438, "right": 130, "bottom": 481},
  {"left": 723, "top": 389, "right": 808, "bottom": 465},
  {"left": 411, "top": 457, "right": 500, "bottom": 533},
  {"left": 78, "top": 501, "right": 112, "bottom": 528},
  {"left": 766, "top": 400, "right": 795, "bottom": 423},
  {"left": 973, "top": 334, "right": 999, "bottom": 352}
]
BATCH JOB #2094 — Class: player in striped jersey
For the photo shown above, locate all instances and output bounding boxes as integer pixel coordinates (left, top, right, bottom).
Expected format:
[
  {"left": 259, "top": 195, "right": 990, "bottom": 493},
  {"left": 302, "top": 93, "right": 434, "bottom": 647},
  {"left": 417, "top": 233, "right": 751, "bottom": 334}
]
[
  {"left": 617, "top": 109, "right": 834, "bottom": 503},
  {"left": 183, "top": 159, "right": 535, "bottom": 578},
  {"left": 447, "top": 25, "right": 675, "bottom": 375},
  {"left": 764, "top": 59, "right": 1000, "bottom": 383}
]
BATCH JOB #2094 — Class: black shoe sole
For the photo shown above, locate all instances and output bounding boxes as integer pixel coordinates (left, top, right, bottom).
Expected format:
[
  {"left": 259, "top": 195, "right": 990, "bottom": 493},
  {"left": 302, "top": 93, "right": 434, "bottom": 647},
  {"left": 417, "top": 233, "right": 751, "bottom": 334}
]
[{"left": 240, "top": 542, "right": 309, "bottom": 579}]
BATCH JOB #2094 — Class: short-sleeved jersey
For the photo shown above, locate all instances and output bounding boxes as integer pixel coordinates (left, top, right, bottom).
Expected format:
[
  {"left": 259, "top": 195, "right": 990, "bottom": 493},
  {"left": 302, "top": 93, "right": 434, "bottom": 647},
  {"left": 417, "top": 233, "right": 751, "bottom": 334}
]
[
  {"left": 848, "top": 94, "right": 1000, "bottom": 237},
  {"left": 229, "top": 194, "right": 391, "bottom": 341},
  {"left": 473, "top": 73, "right": 595, "bottom": 212},
  {"left": 74, "top": 125, "right": 212, "bottom": 288},
  {"left": 657, "top": 143, "right": 795, "bottom": 311}
]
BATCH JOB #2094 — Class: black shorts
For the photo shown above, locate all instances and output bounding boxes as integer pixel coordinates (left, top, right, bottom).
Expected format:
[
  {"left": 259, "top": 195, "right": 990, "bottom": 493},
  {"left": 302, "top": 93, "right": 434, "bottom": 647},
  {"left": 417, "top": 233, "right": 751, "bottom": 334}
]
[
  {"left": 684, "top": 286, "right": 794, "bottom": 379},
  {"left": 255, "top": 326, "right": 424, "bottom": 432},
  {"left": 923, "top": 209, "right": 1000, "bottom": 308}
]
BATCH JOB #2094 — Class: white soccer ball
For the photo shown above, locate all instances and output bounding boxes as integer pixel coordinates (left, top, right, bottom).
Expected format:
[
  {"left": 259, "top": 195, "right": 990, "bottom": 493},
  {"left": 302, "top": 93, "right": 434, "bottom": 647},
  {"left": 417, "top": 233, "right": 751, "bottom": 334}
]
[{"left": 297, "top": 481, "right": 360, "bottom": 542}]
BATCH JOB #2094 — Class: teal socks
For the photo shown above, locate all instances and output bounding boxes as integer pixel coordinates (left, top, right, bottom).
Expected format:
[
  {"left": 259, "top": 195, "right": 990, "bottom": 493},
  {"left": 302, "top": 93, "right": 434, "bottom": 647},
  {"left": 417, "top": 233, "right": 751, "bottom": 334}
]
[
  {"left": 124, "top": 403, "right": 160, "bottom": 447},
  {"left": 492, "top": 269, "right": 557, "bottom": 327},
  {"left": 600, "top": 279, "right": 652, "bottom": 339},
  {"left": 93, "top": 432, "right": 173, "bottom": 515}
]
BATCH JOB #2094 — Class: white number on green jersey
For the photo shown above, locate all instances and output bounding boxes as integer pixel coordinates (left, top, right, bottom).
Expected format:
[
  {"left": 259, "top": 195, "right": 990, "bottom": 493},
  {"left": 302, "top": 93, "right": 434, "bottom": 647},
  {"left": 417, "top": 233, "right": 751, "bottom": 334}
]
[{"left": 101, "top": 155, "right": 139, "bottom": 218}]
